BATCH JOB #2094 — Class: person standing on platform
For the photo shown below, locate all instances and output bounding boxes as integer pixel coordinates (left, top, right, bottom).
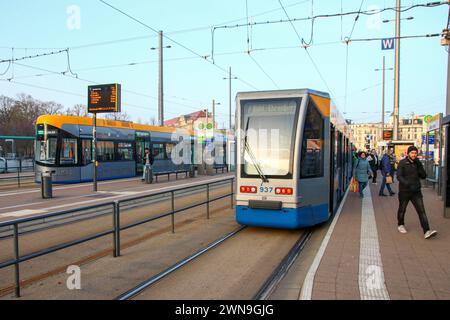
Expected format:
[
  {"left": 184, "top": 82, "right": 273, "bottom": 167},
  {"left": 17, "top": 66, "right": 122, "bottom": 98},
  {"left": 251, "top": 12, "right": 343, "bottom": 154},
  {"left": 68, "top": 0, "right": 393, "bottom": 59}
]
[
  {"left": 353, "top": 151, "right": 373, "bottom": 199},
  {"left": 367, "top": 149, "right": 379, "bottom": 184},
  {"left": 396, "top": 146, "right": 437, "bottom": 239},
  {"left": 142, "top": 147, "right": 154, "bottom": 182},
  {"left": 379, "top": 149, "right": 395, "bottom": 196}
]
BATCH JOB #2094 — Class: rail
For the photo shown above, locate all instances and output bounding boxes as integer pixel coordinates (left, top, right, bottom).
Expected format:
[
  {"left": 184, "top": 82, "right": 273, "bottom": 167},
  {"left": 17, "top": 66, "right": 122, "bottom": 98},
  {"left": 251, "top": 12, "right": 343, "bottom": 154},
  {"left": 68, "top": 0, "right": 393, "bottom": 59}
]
[
  {"left": 0, "top": 158, "right": 35, "bottom": 174},
  {"left": 0, "top": 176, "right": 235, "bottom": 298},
  {"left": 0, "top": 171, "right": 35, "bottom": 188}
]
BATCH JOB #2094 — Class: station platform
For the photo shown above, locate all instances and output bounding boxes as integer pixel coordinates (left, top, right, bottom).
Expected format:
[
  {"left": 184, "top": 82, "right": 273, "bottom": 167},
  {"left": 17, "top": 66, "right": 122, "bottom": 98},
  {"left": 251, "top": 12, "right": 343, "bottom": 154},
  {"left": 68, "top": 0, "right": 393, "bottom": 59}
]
[{"left": 273, "top": 177, "right": 450, "bottom": 300}]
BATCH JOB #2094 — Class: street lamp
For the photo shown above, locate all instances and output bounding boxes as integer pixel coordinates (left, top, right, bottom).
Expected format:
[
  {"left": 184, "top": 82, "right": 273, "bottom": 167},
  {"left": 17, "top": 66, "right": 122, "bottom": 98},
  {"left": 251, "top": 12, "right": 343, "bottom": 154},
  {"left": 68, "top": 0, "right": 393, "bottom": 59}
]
[
  {"left": 150, "top": 31, "right": 172, "bottom": 126},
  {"left": 382, "top": 2, "right": 415, "bottom": 140},
  {"left": 375, "top": 57, "right": 394, "bottom": 144}
]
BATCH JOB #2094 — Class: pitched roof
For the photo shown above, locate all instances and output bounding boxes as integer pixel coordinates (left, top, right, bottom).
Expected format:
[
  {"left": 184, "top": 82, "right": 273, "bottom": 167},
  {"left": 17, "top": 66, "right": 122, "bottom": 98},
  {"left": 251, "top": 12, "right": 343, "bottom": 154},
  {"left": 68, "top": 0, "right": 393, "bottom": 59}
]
[{"left": 164, "top": 110, "right": 207, "bottom": 127}]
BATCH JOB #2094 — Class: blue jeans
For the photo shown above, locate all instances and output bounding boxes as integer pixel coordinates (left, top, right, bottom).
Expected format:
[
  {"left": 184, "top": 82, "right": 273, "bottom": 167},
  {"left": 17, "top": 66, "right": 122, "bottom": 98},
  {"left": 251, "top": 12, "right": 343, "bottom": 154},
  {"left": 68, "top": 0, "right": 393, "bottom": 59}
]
[
  {"left": 379, "top": 175, "right": 393, "bottom": 195},
  {"left": 358, "top": 181, "right": 368, "bottom": 197}
]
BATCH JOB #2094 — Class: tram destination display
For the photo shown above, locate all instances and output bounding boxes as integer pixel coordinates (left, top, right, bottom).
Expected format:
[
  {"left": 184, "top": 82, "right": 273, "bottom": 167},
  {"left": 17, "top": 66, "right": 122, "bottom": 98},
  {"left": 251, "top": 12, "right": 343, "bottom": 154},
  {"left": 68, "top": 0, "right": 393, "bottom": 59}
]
[{"left": 88, "top": 83, "right": 121, "bottom": 113}]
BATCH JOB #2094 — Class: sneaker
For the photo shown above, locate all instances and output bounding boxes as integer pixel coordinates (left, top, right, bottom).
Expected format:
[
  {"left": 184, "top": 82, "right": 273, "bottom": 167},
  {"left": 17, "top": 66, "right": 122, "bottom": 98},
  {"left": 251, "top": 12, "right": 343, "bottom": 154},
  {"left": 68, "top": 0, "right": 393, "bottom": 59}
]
[
  {"left": 424, "top": 230, "right": 437, "bottom": 239},
  {"left": 379, "top": 193, "right": 387, "bottom": 197},
  {"left": 398, "top": 225, "right": 407, "bottom": 234},
  {"left": 390, "top": 192, "right": 396, "bottom": 196}
]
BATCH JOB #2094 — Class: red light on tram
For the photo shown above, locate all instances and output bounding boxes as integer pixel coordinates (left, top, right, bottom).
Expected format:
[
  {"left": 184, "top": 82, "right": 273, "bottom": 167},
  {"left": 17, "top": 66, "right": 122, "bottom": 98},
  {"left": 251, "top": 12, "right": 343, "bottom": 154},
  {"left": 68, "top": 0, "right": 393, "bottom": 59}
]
[
  {"left": 240, "top": 186, "right": 257, "bottom": 193},
  {"left": 275, "top": 187, "right": 293, "bottom": 195}
]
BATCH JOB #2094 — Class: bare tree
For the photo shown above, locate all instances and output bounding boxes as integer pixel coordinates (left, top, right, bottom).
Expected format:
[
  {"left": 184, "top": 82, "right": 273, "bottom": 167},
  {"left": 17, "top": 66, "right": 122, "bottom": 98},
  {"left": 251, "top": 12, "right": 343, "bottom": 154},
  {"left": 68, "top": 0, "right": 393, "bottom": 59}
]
[
  {"left": 103, "top": 112, "right": 130, "bottom": 121},
  {"left": 65, "top": 104, "right": 88, "bottom": 117}
]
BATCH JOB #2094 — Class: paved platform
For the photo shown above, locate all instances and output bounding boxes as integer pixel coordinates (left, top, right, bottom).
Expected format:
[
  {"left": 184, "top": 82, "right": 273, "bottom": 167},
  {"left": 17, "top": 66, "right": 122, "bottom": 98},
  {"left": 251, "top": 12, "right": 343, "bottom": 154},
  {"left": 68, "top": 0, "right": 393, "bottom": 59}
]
[{"left": 274, "top": 177, "right": 450, "bottom": 300}]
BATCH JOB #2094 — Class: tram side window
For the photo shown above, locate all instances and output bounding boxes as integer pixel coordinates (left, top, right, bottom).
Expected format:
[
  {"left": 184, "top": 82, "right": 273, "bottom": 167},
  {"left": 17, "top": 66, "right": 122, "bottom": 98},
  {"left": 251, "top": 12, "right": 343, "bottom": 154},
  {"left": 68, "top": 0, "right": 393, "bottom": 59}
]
[
  {"left": 152, "top": 143, "right": 165, "bottom": 160},
  {"left": 165, "top": 143, "right": 176, "bottom": 160},
  {"left": 300, "top": 102, "right": 324, "bottom": 178},
  {"left": 117, "top": 142, "right": 134, "bottom": 161},
  {"left": 82, "top": 139, "right": 92, "bottom": 165},
  {"left": 60, "top": 138, "right": 78, "bottom": 165},
  {"left": 97, "top": 141, "right": 115, "bottom": 162},
  {"left": 36, "top": 137, "right": 58, "bottom": 164}
]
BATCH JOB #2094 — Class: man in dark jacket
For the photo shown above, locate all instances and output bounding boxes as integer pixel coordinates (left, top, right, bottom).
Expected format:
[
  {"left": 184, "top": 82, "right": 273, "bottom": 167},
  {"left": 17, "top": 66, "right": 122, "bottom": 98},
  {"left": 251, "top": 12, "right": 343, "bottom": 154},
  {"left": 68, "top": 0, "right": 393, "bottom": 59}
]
[
  {"left": 396, "top": 146, "right": 437, "bottom": 239},
  {"left": 379, "top": 149, "right": 395, "bottom": 196}
]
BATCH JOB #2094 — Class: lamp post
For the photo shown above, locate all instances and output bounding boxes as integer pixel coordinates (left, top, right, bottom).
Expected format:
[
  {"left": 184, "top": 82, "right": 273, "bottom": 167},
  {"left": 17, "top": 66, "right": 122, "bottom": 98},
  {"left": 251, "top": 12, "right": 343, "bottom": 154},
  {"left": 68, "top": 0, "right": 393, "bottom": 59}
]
[
  {"left": 382, "top": 0, "right": 414, "bottom": 140},
  {"left": 375, "top": 57, "right": 393, "bottom": 146},
  {"left": 151, "top": 31, "right": 171, "bottom": 126}
]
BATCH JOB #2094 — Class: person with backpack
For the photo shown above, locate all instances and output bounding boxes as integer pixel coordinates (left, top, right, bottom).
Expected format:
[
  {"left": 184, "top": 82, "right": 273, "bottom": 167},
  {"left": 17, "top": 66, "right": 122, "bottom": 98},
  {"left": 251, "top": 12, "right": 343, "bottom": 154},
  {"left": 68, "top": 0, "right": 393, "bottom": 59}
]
[
  {"left": 379, "top": 149, "right": 395, "bottom": 196},
  {"left": 353, "top": 151, "right": 373, "bottom": 199},
  {"left": 396, "top": 146, "right": 437, "bottom": 239}
]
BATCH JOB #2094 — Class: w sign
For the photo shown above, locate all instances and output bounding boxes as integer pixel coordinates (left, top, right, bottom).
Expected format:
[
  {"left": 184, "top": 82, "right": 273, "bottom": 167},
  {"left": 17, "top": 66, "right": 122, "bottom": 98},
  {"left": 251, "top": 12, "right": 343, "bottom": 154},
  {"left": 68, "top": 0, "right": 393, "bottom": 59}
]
[{"left": 381, "top": 38, "right": 395, "bottom": 50}]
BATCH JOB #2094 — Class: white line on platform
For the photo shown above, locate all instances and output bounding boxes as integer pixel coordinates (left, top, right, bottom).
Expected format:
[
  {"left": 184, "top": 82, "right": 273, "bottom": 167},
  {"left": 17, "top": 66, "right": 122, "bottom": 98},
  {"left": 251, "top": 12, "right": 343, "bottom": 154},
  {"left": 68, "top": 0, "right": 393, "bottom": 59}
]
[
  {"left": 0, "top": 175, "right": 232, "bottom": 218},
  {"left": 4, "top": 209, "right": 48, "bottom": 217},
  {"left": 299, "top": 187, "right": 350, "bottom": 300},
  {"left": 358, "top": 186, "right": 390, "bottom": 300}
]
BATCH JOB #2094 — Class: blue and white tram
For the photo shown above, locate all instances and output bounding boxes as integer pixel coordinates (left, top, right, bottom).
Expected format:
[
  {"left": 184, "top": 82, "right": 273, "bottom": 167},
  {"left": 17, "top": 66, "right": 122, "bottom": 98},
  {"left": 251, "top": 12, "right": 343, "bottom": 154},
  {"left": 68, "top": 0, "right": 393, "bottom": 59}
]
[{"left": 235, "top": 89, "right": 353, "bottom": 229}]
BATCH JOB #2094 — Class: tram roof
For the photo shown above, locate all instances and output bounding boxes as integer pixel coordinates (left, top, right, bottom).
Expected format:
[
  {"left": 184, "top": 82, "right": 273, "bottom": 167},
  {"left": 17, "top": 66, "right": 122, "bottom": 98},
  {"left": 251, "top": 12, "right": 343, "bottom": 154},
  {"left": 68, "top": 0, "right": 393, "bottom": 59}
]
[
  {"left": 236, "top": 88, "right": 330, "bottom": 99},
  {"left": 36, "top": 115, "right": 185, "bottom": 134}
]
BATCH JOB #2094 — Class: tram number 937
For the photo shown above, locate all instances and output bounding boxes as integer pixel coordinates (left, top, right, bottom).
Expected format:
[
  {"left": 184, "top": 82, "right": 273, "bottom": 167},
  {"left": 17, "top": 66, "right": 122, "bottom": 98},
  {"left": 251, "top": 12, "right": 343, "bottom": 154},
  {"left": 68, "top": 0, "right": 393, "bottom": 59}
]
[{"left": 259, "top": 186, "right": 273, "bottom": 193}]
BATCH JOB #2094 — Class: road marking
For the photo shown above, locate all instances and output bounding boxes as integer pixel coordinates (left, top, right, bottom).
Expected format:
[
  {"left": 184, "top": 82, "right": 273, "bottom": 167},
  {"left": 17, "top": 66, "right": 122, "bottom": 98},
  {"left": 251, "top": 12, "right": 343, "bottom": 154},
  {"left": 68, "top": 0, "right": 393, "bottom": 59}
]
[
  {"left": 97, "top": 191, "right": 140, "bottom": 196},
  {"left": 0, "top": 175, "right": 232, "bottom": 218},
  {"left": 299, "top": 188, "right": 349, "bottom": 300},
  {"left": 0, "top": 177, "right": 141, "bottom": 197},
  {"left": 358, "top": 186, "right": 389, "bottom": 300},
  {"left": 0, "top": 201, "right": 47, "bottom": 211},
  {"left": 3, "top": 209, "right": 48, "bottom": 217}
]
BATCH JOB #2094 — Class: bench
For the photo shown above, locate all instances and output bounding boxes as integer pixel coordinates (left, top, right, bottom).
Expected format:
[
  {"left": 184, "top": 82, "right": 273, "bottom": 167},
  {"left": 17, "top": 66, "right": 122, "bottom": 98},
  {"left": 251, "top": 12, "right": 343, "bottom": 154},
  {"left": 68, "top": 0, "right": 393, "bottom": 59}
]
[{"left": 154, "top": 169, "right": 194, "bottom": 182}]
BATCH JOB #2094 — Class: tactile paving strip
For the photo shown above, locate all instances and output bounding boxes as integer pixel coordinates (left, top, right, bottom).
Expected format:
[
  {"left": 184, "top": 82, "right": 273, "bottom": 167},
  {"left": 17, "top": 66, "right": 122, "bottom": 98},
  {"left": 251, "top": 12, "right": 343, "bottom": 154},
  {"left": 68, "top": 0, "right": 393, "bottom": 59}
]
[{"left": 358, "top": 187, "right": 390, "bottom": 300}]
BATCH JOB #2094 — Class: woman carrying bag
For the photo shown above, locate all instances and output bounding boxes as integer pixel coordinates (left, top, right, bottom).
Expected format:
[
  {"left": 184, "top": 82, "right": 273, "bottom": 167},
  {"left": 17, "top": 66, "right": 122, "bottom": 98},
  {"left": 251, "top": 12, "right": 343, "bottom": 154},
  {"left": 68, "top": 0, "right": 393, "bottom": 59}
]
[{"left": 353, "top": 151, "right": 373, "bottom": 199}]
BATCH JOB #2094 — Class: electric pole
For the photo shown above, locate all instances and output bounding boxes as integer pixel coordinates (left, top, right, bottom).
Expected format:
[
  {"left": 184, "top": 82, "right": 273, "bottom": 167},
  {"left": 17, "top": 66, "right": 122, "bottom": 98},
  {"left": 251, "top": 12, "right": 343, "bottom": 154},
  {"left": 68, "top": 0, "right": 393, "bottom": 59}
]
[
  {"left": 393, "top": 0, "right": 401, "bottom": 140},
  {"left": 223, "top": 67, "right": 237, "bottom": 130},
  {"left": 158, "top": 30, "right": 164, "bottom": 126},
  {"left": 375, "top": 57, "right": 393, "bottom": 147}
]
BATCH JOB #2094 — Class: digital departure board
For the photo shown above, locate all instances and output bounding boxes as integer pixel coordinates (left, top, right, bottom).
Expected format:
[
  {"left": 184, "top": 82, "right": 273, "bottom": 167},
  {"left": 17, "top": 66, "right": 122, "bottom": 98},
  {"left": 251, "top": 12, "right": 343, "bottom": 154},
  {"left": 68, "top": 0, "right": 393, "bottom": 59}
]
[{"left": 88, "top": 83, "right": 121, "bottom": 113}]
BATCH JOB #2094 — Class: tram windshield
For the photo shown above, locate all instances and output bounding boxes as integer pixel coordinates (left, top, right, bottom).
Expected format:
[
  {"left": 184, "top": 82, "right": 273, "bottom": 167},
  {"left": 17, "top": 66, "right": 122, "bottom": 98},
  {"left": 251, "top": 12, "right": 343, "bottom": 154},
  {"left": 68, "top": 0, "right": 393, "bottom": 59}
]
[
  {"left": 36, "top": 124, "right": 58, "bottom": 165},
  {"left": 241, "top": 99, "right": 299, "bottom": 177}
]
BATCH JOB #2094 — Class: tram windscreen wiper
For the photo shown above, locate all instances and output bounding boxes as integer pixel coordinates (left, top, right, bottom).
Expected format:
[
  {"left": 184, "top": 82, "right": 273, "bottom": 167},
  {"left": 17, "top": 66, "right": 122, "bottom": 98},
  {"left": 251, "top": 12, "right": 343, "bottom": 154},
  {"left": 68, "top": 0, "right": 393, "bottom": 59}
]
[{"left": 244, "top": 118, "right": 269, "bottom": 183}]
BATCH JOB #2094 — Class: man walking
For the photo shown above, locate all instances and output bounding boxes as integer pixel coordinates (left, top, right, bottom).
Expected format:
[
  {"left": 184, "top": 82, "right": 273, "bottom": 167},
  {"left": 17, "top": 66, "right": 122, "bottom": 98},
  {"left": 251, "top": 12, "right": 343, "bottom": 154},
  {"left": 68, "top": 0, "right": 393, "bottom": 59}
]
[
  {"left": 397, "top": 146, "right": 437, "bottom": 239},
  {"left": 379, "top": 149, "right": 395, "bottom": 196}
]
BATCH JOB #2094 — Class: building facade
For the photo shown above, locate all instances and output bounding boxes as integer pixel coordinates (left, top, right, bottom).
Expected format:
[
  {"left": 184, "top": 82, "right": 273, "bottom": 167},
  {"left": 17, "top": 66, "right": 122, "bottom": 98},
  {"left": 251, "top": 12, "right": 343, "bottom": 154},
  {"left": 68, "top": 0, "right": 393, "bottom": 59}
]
[{"left": 349, "top": 115, "right": 426, "bottom": 152}]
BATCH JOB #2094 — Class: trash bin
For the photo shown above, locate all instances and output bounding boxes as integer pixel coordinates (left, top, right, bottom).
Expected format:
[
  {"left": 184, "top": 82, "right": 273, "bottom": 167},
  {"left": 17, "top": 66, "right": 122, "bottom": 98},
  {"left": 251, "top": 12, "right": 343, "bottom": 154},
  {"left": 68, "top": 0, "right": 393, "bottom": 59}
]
[
  {"left": 41, "top": 171, "right": 53, "bottom": 199},
  {"left": 144, "top": 165, "right": 153, "bottom": 184},
  {"left": 189, "top": 165, "right": 195, "bottom": 178}
]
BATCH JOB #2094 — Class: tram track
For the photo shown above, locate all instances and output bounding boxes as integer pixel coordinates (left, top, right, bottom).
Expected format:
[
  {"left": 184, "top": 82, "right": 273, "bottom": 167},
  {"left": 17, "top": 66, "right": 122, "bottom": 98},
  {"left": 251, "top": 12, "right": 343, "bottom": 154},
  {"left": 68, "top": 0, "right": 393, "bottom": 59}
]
[
  {"left": 253, "top": 229, "right": 313, "bottom": 300},
  {"left": 117, "top": 226, "right": 247, "bottom": 300},
  {"left": 0, "top": 180, "right": 231, "bottom": 240},
  {"left": 126, "top": 227, "right": 310, "bottom": 300}
]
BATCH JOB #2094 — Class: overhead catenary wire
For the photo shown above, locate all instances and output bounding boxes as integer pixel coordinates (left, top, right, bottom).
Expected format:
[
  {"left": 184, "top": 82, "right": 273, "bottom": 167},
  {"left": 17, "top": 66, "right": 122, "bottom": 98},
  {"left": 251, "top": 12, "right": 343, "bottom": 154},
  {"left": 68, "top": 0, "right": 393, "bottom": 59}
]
[
  {"left": 278, "top": 0, "right": 336, "bottom": 99},
  {"left": 98, "top": 0, "right": 259, "bottom": 91},
  {"left": 248, "top": 54, "right": 280, "bottom": 89},
  {"left": 344, "top": 0, "right": 365, "bottom": 114}
]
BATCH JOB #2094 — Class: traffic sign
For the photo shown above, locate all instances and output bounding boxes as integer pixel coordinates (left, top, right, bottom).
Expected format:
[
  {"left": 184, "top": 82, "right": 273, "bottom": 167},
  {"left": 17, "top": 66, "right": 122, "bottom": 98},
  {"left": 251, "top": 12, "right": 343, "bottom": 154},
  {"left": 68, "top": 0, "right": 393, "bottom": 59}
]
[{"left": 381, "top": 38, "right": 395, "bottom": 50}]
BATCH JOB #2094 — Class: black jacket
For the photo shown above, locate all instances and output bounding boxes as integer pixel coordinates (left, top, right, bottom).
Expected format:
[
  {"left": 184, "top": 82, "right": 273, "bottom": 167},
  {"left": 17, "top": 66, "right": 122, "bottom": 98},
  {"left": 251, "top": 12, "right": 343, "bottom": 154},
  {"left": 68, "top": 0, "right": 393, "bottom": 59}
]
[
  {"left": 397, "top": 157, "right": 426, "bottom": 193},
  {"left": 143, "top": 152, "right": 154, "bottom": 166}
]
